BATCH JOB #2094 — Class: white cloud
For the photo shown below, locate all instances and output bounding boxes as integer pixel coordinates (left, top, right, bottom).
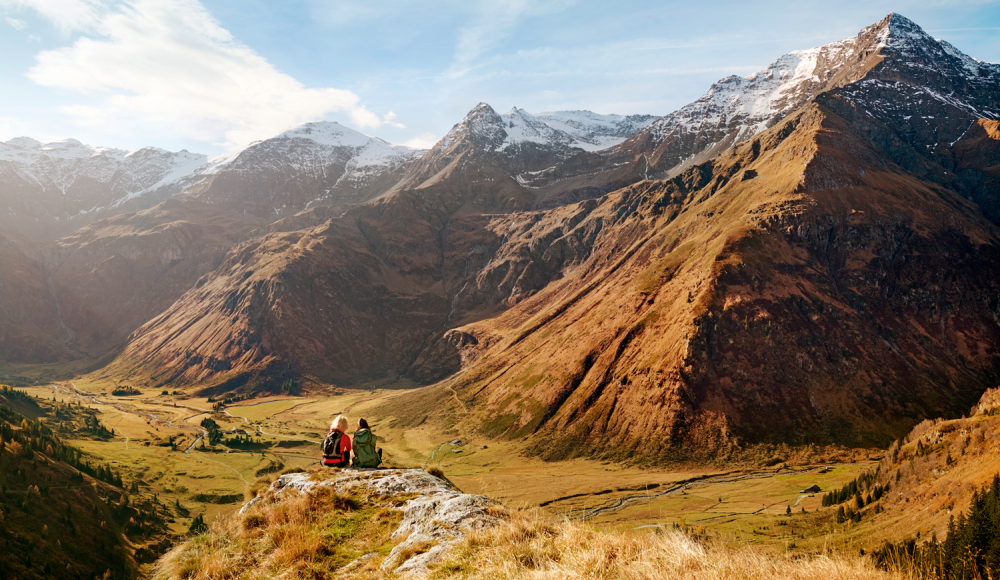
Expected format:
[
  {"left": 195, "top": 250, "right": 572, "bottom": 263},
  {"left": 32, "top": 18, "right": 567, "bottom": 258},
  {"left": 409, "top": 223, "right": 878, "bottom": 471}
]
[
  {"left": 5, "top": 15, "right": 28, "bottom": 29},
  {"left": 403, "top": 133, "right": 437, "bottom": 149},
  {"left": 1, "top": 0, "right": 102, "bottom": 31},
  {"left": 382, "top": 111, "right": 405, "bottom": 129},
  {"left": 19, "top": 0, "right": 395, "bottom": 148}
]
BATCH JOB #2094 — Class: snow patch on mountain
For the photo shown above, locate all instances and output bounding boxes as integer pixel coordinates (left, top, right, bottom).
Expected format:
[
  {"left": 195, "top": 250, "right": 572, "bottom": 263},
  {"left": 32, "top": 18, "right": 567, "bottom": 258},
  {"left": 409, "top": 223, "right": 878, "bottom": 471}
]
[
  {"left": 535, "top": 110, "right": 658, "bottom": 149},
  {"left": 0, "top": 136, "right": 208, "bottom": 204},
  {"left": 649, "top": 34, "right": 858, "bottom": 144},
  {"left": 204, "top": 121, "right": 423, "bottom": 175},
  {"left": 451, "top": 103, "right": 657, "bottom": 153}
]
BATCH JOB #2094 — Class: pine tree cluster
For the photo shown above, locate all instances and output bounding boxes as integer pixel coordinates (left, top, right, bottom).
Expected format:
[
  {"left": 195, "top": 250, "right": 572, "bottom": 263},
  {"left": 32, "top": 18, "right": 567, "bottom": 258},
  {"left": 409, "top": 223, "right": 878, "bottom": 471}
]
[{"left": 874, "top": 474, "right": 1000, "bottom": 579}]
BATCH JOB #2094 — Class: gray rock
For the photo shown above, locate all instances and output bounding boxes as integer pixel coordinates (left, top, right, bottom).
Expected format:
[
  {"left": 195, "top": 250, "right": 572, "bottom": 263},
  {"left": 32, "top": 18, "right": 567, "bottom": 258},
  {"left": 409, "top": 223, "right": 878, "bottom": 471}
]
[{"left": 244, "top": 468, "right": 503, "bottom": 577}]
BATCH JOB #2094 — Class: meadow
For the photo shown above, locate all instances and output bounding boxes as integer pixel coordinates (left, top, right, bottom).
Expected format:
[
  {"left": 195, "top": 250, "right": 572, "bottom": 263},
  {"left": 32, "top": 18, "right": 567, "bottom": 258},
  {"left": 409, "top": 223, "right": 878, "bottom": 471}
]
[{"left": 15, "top": 378, "right": 900, "bottom": 560}]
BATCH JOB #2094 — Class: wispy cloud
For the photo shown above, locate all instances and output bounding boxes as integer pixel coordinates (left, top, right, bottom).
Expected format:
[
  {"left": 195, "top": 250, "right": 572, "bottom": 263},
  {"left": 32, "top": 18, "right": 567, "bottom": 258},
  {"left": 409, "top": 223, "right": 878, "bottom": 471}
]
[
  {"left": 447, "top": 0, "right": 575, "bottom": 78},
  {"left": 0, "top": 0, "right": 102, "bottom": 31},
  {"left": 16, "top": 0, "right": 396, "bottom": 148},
  {"left": 382, "top": 111, "right": 405, "bottom": 129},
  {"left": 5, "top": 15, "right": 28, "bottom": 29}
]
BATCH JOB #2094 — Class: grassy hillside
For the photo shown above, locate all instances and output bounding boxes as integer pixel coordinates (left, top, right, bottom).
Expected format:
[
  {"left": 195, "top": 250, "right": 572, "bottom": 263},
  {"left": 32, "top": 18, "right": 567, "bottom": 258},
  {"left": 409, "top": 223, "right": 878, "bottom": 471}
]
[{"left": 0, "top": 385, "right": 177, "bottom": 580}]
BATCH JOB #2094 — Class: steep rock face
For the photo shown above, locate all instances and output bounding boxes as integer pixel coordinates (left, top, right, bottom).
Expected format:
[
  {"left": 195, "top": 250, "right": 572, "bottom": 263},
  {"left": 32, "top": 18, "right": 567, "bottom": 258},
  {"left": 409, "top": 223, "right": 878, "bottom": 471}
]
[
  {"left": 423, "top": 102, "right": 1000, "bottom": 458},
  {"left": 0, "top": 137, "right": 206, "bottom": 239}
]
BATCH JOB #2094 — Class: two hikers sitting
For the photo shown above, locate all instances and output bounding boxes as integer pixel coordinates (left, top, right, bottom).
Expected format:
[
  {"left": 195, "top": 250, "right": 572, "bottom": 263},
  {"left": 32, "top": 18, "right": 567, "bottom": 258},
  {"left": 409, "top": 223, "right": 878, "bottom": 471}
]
[{"left": 322, "top": 415, "right": 382, "bottom": 468}]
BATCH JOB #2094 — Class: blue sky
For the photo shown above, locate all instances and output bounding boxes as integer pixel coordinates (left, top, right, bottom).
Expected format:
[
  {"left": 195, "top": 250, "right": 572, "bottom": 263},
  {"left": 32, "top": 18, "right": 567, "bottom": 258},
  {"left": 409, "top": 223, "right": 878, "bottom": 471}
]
[{"left": 0, "top": 0, "right": 998, "bottom": 154}]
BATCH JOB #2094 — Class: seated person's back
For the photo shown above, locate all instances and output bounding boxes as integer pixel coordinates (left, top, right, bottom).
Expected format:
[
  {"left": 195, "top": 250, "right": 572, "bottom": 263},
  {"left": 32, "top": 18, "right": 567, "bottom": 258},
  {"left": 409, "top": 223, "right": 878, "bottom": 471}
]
[
  {"left": 321, "top": 415, "right": 352, "bottom": 467},
  {"left": 352, "top": 418, "right": 381, "bottom": 468}
]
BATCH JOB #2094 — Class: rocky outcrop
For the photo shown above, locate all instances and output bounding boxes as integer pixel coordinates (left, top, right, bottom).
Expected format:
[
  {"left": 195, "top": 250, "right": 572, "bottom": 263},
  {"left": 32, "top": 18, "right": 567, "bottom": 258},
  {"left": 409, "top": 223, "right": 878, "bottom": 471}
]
[{"left": 248, "top": 469, "right": 502, "bottom": 576}]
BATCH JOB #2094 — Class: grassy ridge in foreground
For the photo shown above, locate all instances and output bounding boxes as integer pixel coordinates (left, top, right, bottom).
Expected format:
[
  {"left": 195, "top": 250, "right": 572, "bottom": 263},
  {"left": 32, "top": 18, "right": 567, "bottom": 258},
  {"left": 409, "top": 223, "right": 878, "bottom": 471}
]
[
  {"left": 432, "top": 512, "right": 904, "bottom": 580},
  {"left": 153, "top": 466, "right": 908, "bottom": 580}
]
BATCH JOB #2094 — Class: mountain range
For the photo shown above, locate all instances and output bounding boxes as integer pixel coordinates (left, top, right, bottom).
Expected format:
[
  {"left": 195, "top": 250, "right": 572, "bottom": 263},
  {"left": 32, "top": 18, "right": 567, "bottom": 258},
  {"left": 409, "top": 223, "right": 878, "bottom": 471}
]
[{"left": 2, "top": 13, "right": 999, "bottom": 460}]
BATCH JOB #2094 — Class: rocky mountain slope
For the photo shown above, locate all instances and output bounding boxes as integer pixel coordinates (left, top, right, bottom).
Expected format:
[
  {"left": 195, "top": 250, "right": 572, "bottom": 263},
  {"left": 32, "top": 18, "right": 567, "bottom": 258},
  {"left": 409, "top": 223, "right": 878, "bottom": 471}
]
[
  {"left": 0, "top": 106, "right": 656, "bottom": 368},
  {"left": 428, "top": 99, "right": 1000, "bottom": 459},
  {"left": 0, "top": 231, "right": 70, "bottom": 363},
  {"left": 570, "top": 14, "right": 1000, "bottom": 199},
  {"left": 810, "top": 387, "right": 1000, "bottom": 550}
]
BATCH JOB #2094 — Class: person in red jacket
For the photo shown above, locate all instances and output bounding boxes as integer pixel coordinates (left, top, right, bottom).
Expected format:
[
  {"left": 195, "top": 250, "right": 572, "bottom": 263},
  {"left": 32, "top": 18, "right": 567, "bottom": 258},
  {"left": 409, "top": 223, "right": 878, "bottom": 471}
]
[{"left": 321, "top": 415, "right": 352, "bottom": 467}]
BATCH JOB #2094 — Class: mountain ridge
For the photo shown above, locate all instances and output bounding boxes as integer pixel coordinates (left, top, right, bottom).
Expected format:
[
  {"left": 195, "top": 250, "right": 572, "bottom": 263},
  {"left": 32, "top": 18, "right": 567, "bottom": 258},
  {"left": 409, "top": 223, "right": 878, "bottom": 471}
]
[{"left": 5, "top": 13, "right": 1000, "bottom": 461}]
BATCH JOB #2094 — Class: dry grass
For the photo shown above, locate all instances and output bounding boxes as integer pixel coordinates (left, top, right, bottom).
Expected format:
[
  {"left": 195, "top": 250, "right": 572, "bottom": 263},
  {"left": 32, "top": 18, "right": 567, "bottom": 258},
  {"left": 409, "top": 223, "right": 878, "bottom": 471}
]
[
  {"left": 152, "top": 482, "right": 402, "bottom": 580},
  {"left": 153, "top": 469, "right": 909, "bottom": 580},
  {"left": 430, "top": 509, "right": 911, "bottom": 580}
]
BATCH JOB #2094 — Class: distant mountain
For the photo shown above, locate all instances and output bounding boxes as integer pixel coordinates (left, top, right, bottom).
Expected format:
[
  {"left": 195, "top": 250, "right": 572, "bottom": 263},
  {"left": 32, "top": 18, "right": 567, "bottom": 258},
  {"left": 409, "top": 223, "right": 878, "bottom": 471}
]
[
  {"left": 0, "top": 137, "right": 205, "bottom": 239},
  {"left": 0, "top": 122, "right": 429, "bottom": 240},
  {"left": 185, "top": 121, "right": 425, "bottom": 222},
  {"left": 469, "top": 107, "right": 657, "bottom": 152},
  {"left": 3, "top": 13, "right": 1000, "bottom": 463},
  {"left": 0, "top": 109, "right": 662, "bottom": 241}
]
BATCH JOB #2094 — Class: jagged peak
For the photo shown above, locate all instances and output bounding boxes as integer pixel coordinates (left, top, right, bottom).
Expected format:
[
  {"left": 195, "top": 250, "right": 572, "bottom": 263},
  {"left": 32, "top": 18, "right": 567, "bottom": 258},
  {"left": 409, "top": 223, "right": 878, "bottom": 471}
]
[
  {"left": 886, "top": 13, "right": 929, "bottom": 38},
  {"left": 463, "top": 102, "right": 500, "bottom": 121},
  {"left": 860, "top": 12, "right": 935, "bottom": 49}
]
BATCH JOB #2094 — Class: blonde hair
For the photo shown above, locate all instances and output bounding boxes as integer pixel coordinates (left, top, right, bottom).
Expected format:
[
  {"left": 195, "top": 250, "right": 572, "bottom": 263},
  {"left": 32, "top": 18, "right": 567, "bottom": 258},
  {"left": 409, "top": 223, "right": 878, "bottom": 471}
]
[{"left": 331, "top": 415, "right": 348, "bottom": 432}]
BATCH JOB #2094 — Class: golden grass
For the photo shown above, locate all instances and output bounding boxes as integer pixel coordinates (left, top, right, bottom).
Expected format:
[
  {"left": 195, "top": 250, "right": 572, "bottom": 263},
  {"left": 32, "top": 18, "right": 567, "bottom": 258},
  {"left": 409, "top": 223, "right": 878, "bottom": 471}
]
[
  {"left": 430, "top": 509, "right": 911, "bottom": 580},
  {"left": 152, "top": 475, "right": 402, "bottom": 580},
  {"left": 154, "top": 474, "right": 909, "bottom": 580}
]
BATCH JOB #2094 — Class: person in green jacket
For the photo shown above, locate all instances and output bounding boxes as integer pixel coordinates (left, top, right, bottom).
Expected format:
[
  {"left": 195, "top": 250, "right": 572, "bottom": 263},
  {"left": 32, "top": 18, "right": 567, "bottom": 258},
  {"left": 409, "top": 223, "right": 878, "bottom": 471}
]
[{"left": 352, "top": 418, "right": 382, "bottom": 468}]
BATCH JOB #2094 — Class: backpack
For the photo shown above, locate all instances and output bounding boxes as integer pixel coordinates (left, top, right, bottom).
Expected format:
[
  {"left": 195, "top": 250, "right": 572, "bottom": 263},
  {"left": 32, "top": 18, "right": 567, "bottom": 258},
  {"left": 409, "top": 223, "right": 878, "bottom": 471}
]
[
  {"left": 323, "top": 430, "right": 343, "bottom": 459},
  {"left": 352, "top": 428, "right": 381, "bottom": 468}
]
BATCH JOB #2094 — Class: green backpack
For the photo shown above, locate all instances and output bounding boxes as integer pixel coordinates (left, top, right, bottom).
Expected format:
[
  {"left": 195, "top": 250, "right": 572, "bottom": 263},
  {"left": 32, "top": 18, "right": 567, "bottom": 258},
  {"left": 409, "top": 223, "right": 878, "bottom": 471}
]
[{"left": 352, "top": 428, "right": 381, "bottom": 468}]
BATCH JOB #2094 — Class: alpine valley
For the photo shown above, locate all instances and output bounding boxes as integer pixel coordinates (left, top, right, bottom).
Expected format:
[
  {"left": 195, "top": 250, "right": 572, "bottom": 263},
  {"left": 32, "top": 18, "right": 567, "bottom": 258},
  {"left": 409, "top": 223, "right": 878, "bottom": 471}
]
[{"left": 2, "top": 12, "right": 1000, "bottom": 580}]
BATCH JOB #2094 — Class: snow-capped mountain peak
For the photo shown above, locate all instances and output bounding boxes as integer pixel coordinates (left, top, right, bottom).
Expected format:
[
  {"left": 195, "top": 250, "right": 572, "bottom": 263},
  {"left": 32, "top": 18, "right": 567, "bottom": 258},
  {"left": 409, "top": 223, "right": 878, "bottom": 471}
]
[
  {"left": 445, "top": 102, "right": 657, "bottom": 154},
  {"left": 274, "top": 121, "right": 374, "bottom": 148},
  {"left": 641, "top": 12, "right": 1000, "bottom": 178}
]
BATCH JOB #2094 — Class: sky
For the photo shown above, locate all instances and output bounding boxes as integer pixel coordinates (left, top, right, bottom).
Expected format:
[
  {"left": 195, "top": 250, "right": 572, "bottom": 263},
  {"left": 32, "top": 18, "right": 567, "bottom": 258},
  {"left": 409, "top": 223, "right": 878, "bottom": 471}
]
[{"left": 0, "top": 0, "right": 998, "bottom": 154}]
